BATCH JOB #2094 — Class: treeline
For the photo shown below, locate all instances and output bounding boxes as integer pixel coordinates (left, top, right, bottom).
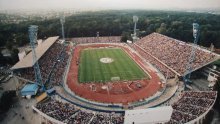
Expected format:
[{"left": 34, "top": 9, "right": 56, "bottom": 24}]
[
  {"left": 1, "top": 10, "right": 220, "bottom": 48},
  {"left": 0, "top": 90, "right": 17, "bottom": 121}
]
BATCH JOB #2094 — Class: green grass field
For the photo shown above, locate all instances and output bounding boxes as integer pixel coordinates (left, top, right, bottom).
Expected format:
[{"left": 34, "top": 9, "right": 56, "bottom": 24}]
[{"left": 78, "top": 48, "right": 149, "bottom": 83}]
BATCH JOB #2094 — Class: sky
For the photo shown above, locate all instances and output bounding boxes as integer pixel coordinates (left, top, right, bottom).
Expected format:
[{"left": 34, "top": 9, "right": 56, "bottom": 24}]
[{"left": 0, "top": 0, "right": 220, "bottom": 10}]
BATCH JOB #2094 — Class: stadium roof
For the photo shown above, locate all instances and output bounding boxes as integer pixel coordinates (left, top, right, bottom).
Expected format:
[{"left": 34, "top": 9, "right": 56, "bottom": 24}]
[
  {"left": 11, "top": 36, "right": 59, "bottom": 70},
  {"left": 124, "top": 106, "right": 173, "bottom": 124}
]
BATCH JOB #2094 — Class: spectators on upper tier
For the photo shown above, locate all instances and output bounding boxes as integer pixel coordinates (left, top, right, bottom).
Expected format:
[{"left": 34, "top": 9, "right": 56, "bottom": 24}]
[
  {"left": 17, "top": 42, "right": 68, "bottom": 84},
  {"left": 166, "top": 91, "right": 217, "bottom": 124},
  {"left": 50, "top": 49, "right": 69, "bottom": 85},
  {"left": 36, "top": 99, "right": 124, "bottom": 124},
  {"left": 135, "top": 33, "right": 218, "bottom": 75},
  {"left": 36, "top": 91, "right": 216, "bottom": 124},
  {"left": 129, "top": 43, "right": 176, "bottom": 78}
]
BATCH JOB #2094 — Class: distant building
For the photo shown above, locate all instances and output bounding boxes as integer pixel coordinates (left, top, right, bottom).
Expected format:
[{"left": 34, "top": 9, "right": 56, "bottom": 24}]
[
  {"left": 21, "top": 83, "right": 39, "bottom": 97},
  {"left": 18, "top": 51, "right": 26, "bottom": 61},
  {"left": 203, "top": 65, "right": 219, "bottom": 84},
  {"left": 1, "top": 49, "right": 11, "bottom": 57}
]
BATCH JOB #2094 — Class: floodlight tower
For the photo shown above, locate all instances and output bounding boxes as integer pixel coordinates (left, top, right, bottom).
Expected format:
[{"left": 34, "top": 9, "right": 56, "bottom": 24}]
[
  {"left": 183, "top": 23, "right": 200, "bottom": 86},
  {"left": 96, "top": 32, "right": 99, "bottom": 42},
  {"left": 60, "top": 15, "right": 65, "bottom": 41},
  {"left": 133, "top": 16, "right": 138, "bottom": 36},
  {"left": 132, "top": 16, "right": 139, "bottom": 42},
  {"left": 97, "top": 31, "right": 99, "bottom": 37},
  {"left": 29, "top": 25, "right": 44, "bottom": 90}
]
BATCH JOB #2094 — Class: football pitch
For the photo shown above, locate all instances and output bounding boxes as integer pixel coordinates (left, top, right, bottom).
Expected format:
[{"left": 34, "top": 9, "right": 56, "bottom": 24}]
[{"left": 78, "top": 48, "right": 149, "bottom": 83}]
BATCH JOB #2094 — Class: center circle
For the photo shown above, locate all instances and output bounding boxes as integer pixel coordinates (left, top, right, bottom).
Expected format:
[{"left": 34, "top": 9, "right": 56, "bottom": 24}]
[{"left": 100, "top": 57, "right": 114, "bottom": 63}]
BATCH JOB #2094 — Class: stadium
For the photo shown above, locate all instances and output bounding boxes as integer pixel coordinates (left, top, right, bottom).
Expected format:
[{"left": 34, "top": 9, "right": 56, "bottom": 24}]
[{"left": 11, "top": 32, "right": 219, "bottom": 124}]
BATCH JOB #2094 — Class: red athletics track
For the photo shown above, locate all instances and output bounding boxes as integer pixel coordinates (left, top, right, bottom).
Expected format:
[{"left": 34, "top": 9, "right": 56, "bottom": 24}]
[{"left": 67, "top": 43, "right": 162, "bottom": 105}]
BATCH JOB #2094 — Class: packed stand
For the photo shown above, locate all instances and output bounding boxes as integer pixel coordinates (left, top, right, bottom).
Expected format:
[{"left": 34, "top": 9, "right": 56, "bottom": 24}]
[
  {"left": 38, "top": 43, "right": 64, "bottom": 82},
  {"left": 71, "top": 36, "right": 121, "bottom": 44},
  {"left": 36, "top": 99, "right": 79, "bottom": 122},
  {"left": 129, "top": 43, "right": 176, "bottom": 78},
  {"left": 36, "top": 98, "right": 124, "bottom": 124},
  {"left": 0, "top": 65, "right": 12, "bottom": 76},
  {"left": 0, "top": 65, "right": 12, "bottom": 83},
  {"left": 18, "top": 42, "right": 67, "bottom": 84},
  {"left": 67, "top": 111, "right": 94, "bottom": 124},
  {"left": 166, "top": 91, "right": 217, "bottom": 124},
  {"left": 135, "top": 33, "right": 218, "bottom": 75},
  {"left": 50, "top": 48, "right": 69, "bottom": 85}
]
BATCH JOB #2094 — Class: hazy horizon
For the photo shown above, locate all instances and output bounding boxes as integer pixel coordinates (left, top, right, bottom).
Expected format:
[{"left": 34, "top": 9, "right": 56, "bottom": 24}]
[{"left": 0, "top": 0, "right": 220, "bottom": 11}]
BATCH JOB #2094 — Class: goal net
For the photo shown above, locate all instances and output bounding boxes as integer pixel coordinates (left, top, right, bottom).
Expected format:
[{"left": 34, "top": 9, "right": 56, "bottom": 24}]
[{"left": 111, "top": 77, "right": 120, "bottom": 81}]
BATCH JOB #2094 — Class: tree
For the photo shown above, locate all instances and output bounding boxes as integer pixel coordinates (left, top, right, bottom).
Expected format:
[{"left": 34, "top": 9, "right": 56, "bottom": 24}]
[
  {"left": 5, "top": 41, "right": 13, "bottom": 50},
  {"left": 0, "top": 91, "right": 16, "bottom": 113},
  {"left": 10, "top": 48, "right": 19, "bottom": 64},
  {"left": 0, "top": 51, "right": 6, "bottom": 65},
  {"left": 156, "top": 23, "right": 167, "bottom": 34},
  {"left": 213, "top": 78, "right": 220, "bottom": 112},
  {"left": 1, "top": 10, "right": 220, "bottom": 49},
  {"left": 121, "top": 32, "right": 132, "bottom": 42},
  {"left": 15, "top": 33, "right": 29, "bottom": 46},
  {"left": 0, "top": 34, "right": 6, "bottom": 47}
]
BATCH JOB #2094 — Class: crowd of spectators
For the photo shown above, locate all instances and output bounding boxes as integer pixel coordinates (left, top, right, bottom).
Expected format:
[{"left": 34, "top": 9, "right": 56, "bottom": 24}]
[
  {"left": 129, "top": 43, "right": 176, "bottom": 78},
  {"left": 0, "top": 65, "right": 11, "bottom": 76},
  {"left": 35, "top": 91, "right": 216, "bottom": 124},
  {"left": 18, "top": 42, "right": 67, "bottom": 84},
  {"left": 135, "top": 33, "right": 218, "bottom": 75},
  {"left": 166, "top": 91, "right": 217, "bottom": 124},
  {"left": 71, "top": 36, "right": 121, "bottom": 44},
  {"left": 50, "top": 48, "right": 69, "bottom": 85},
  {"left": 39, "top": 43, "right": 64, "bottom": 82},
  {"left": 36, "top": 98, "right": 124, "bottom": 124},
  {"left": 36, "top": 99, "right": 79, "bottom": 122},
  {"left": 67, "top": 111, "right": 94, "bottom": 124},
  {"left": 15, "top": 34, "right": 218, "bottom": 124}
]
